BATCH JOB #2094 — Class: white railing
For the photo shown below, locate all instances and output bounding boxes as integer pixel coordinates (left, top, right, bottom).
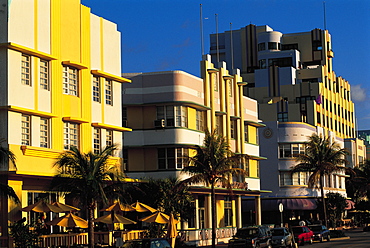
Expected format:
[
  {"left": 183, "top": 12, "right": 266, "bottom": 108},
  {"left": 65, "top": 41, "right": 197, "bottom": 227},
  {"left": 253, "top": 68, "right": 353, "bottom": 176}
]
[{"left": 179, "top": 227, "right": 237, "bottom": 246}]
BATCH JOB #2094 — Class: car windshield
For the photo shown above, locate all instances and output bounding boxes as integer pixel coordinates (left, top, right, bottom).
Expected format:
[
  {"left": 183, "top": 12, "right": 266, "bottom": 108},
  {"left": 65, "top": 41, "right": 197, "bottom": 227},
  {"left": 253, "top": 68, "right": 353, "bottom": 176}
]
[
  {"left": 309, "top": 226, "right": 322, "bottom": 231},
  {"left": 271, "top": 229, "right": 285, "bottom": 236},
  {"left": 292, "top": 227, "right": 303, "bottom": 234},
  {"left": 235, "top": 228, "right": 259, "bottom": 238}
]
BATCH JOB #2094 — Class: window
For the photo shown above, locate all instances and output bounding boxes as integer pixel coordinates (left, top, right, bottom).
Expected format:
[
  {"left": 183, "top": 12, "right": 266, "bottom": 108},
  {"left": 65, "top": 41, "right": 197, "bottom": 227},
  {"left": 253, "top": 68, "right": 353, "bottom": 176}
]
[
  {"left": 277, "top": 112, "right": 288, "bottom": 122},
  {"left": 281, "top": 43, "right": 298, "bottom": 50},
  {"left": 92, "top": 76, "right": 100, "bottom": 102},
  {"left": 196, "top": 110, "right": 204, "bottom": 131},
  {"left": 40, "top": 60, "right": 49, "bottom": 90},
  {"left": 158, "top": 147, "right": 189, "bottom": 170},
  {"left": 64, "top": 122, "right": 79, "bottom": 149},
  {"left": 280, "top": 171, "right": 308, "bottom": 186},
  {"left": 21, "top": 114, "right": 31, "bottom": 145},
  {"left": 106, "top": 130, "right": 113, "bottom": 146},
  {"left": 257, "top": 43, "right": 265, "bottom": 51},
  {"left": 259, "top": 59, "right": 266, "bottom": 69},
  {"left": 198, "top": 195, "right": 205, "bottom": 229},
  {"left": 224, "top": 196, "right": 232, "bottom": 226},
  {"left": 268, "top": 42, "right": 278, "bottom": 50},
  {"left": 216, "top": 115, "right": 223, "bottom": 134},
  {"left": 279, "top": 143, "right": 306, "bottom": 158},
  {"left": 230, "top": 120, "right": 236, "bottom": 139},
  {"left": 156, "top": 106, "right": 188, "bottom": 127},
  {"left": 22, "top": 54, "right": 31, "bottom": 85},
  {"left": 244, "top": 123, "right": 249, "bottom": 142},
  {"left": 93, "top": 128, "right": 101, "bottom": 154},
  {"left": 40, "top": 118, "right": 49, "bottom": 148},
  {"left": 105, "top": 80, "right": 113, "bottom": 105},
  {"left": 63, "top": 66, "right": 78, "bottom": 96},
  {"left": 269, "top": 57, "right": 293, "bottom": 67},
  {"left": 122, "top": 107, "right": 128, "bottom": 127}
]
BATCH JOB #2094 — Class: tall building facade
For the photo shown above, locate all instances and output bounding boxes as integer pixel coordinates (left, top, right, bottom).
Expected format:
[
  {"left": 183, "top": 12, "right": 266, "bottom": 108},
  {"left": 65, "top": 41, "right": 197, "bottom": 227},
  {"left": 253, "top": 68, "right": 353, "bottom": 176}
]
[
  {"left": 122, "top": 55, "right": 266, "bottom": 244},
  {"left": 210, "top": 25, "right": 356, "bottom": 223},
  {"left": 0, "top": 0, "right": 130, "bottom": 238}
]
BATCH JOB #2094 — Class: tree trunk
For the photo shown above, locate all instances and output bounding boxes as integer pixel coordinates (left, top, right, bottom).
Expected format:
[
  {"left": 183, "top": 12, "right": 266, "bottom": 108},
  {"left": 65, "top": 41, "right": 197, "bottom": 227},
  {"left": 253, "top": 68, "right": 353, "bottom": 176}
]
[
  {"left": 211, "top": 183, "right": 216, "bottom": 248},
  {"left": 320, "top": 174, "right": 328, "bottom": 227},
  {"left": 88, "top": 207, "right": 95, "bottom": 248}
]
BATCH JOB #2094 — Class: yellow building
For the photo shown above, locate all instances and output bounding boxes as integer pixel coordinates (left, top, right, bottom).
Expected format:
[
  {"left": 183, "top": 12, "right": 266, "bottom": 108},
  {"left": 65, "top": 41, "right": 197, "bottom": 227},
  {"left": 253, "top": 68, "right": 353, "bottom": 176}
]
[
  {"left": 122, "top": 55, "right": 266, "bottom": 245},
  {"left": 0, "top": 0, "right": 130, "bottom": 239}
]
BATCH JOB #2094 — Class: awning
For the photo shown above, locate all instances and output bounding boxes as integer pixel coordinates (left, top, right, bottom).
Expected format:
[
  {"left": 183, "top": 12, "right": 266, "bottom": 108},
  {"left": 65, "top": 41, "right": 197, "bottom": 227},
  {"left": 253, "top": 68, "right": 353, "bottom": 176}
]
[
  {"left": 345, "top": 200, "right": 355, "bottom": 210},
  {"left": 262, "top": 198, "right": 317, "bottom": 211}
]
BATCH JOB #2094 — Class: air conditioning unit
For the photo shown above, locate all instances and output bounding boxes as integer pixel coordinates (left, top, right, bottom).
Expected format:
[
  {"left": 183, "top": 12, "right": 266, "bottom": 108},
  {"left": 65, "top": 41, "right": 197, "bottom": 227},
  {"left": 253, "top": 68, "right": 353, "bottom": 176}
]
[{"left": 154, "top": 119, "right": 165, "bottom": 128}]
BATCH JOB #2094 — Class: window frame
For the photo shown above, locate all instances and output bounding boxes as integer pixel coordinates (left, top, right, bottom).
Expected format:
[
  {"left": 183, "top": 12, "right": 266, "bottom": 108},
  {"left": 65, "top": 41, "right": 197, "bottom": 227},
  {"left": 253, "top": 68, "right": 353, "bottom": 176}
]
[
  {"left": 40, "top": 59, "right": 49, "bottom": 90},
  {"left": 63, "top": 122, "right": 79, "bottom": 149},
  {"left": 93, "top": 128, "right": 101, "bottom": 154},
  {"left": 21, "top": 114, "right": 31, "bottom": 145},
  {"left": 92, "top": 76, "right": 101, "bottom": 102},
  {"left": 21, "top": 54, "right": 31, "bottom": 86},
  {"left": 158, "top": 147, "right": 189, "bottom": 170},
  {"left": 106, "top": 129, "right": 113, "bottom": 147},
  {"left": 63, "top": 66, "right": 79, "bottom": 96},
  {"left": 40, "top": 117, "right": 49, "bottom": 148},
  {"left": 105, "top": 80, "right": 113, "bottom": 105}
]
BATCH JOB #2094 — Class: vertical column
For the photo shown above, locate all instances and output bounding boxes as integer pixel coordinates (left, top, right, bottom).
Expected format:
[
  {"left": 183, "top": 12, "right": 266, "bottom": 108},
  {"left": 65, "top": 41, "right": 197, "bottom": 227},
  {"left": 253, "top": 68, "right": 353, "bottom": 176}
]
[
  {"left": 206, "top": 194, "right": 212, "bottom": 228},
  {"left": 236, "top": 196, "right": 242, "bottom": 228},
  {"left": 255, "top": 195, "right": 261, "bottom": 225},
  {"left": 195, "top": 196, "right": 200, "bottom": 229}
]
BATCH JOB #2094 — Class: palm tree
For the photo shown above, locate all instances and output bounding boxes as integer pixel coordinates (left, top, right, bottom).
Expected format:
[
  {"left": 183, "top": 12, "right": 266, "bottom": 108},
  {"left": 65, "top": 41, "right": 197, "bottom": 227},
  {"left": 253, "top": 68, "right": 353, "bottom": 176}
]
[
  {"left": 181, "top": 130, "right": 248, "bottom": 248},
  {"left": 291, "top": 134, "right": 348, "bottom": 227},
  {"left": 51, "top": 145, "right": 125, "bottom": 248},
  {"left": 0, "top": 146, "right": 20, "bottom": 203},
  {"left": 346, "top": 159, "right": 370, "bottom": 202}
]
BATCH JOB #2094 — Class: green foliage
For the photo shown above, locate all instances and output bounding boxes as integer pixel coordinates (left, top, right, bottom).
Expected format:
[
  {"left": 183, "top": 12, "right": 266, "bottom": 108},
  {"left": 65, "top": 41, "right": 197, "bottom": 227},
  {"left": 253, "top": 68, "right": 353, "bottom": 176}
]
[
  {"left": 0, "top": 146, "right": 20, "bottom": 203},
  {"left": 346, "top": 159, "right": 370, "bottom": 203},
  {"left": 326, "top": 192, "right": 347, "bottom": 228},
  {"left": 9, "top": 219, "right": 39, "bottom": 248}
]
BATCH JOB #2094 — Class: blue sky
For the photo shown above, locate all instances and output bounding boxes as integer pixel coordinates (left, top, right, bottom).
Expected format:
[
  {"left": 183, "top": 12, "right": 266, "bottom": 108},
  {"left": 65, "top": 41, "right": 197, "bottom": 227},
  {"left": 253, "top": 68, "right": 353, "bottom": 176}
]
[{"left": 81, "top": 0, "right": 370, "bottom": 130}]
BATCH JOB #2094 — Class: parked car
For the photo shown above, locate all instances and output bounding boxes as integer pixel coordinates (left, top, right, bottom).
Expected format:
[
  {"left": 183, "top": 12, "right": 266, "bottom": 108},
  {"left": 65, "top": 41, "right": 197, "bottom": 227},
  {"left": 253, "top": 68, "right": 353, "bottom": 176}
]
[
  {"left": 271, "top": 227, "right": 294, "bottom": 248},
  {"left": 228, "top": 225, "right": 272, "bottom": 248},
  {"left": 122, "top": 238, "right": 172, "bottom": 248},
  {"left": 308, "top": 225, "right": 330, "bottom": 242},
  {"left": 291, "top": 226, "right": 313, "bottom": 246}
]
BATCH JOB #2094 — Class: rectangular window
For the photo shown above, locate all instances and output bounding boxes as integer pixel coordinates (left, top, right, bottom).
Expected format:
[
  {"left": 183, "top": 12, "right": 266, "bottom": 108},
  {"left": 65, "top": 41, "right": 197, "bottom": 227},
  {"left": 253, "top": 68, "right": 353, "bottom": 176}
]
[
  {"left": 92, "top": 76, "right": 100, "bottom": 102},
  {"left": 106, "top": 130, "right": 113, "bottom": 147},
  {"left": 158, "top": 147, "right": 188, "bottom": 170},
  {"left": 93, "top": 128, "right": 101, "bottom": 154},
  {"left": 278, "top": 112, "right": 288, "bottom": 122},
  {"left": 259, "top": 59, "right": 266, "bottom": 69},
  {"left": 230, "top": 120, "right": 236, "bottom": 139},
  {"left": 257, "top": 43, "right": 265, "bottom": 51},
  {"left": 40, "top": 60, "right": 49, "bottom": 90},
  {"left": 122, "top": 107, "right": 128, "bottom": 127},
  {"left": 21, "top": 114, "right": 31, "bottom": 145},
  {"left": 63, "top": 66, "right": 78, "bottom": 96},
  {"left": 105, "top": 80, "right": 113, "bottom": 105},
  {"left": 156, "top": 106, "right": 187, "bottom": 127},
  {"left": 40, "top": 118, "right": 49, "bottom": 148},
  {"left": 279, "top": 171, "right": 292, "bottom": 186},
  {"left": 268, "top": 42, "right": 278, "bottom": 50},
  {"left": 244, "top": 124, "right": 249, "bottom": 142},
  {"left": 196, "top": 110, "right": 204, "bottom": 131},
  {"left": 216, "top": 115, "right": 223, "bottom": 135},
  {"left": 224, "top": 196, "right": 232, "bottom": 226},
  {"left": 64, "top": 122, "right": 79, "bottom": 149},
  {"left": 22, "top": 54, "right": 31, "bottom": 86}
]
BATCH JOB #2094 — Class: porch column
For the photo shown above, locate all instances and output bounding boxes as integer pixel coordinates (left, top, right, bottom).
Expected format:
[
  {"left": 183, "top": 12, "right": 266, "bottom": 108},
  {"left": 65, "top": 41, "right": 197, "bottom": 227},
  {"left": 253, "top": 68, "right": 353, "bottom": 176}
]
[
  {"left": 236, "top": 196, "right": 242, "bottom": 228},
  {"left": 195, "top": 196, "right": 200, "bottom": 229},
  {"left": 206, "top": 194, "right": 212, "bottom": 228},
  {"left": 255, "top": 196, "right": 261, "bottom": 225}
]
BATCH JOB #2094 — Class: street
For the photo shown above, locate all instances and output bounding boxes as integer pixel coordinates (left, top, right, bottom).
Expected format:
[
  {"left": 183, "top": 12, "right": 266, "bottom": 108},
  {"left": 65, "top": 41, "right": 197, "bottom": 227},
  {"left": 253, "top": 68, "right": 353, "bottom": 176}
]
[{"left": 310, "top": 229, "right": 369, "bottom": 248}]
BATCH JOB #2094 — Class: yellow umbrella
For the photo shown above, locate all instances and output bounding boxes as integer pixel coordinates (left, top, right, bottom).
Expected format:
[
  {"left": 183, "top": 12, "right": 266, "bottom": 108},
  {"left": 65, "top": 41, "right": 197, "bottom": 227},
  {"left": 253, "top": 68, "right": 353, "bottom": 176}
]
[
  {"left": 52, "top": 202, "right": 80, "bottom": 212},
  {"left": 46, "top": 213, "right": 88, "bottom": 228},
  {"left": 131, "top": 201, "right": 157, "bottom": 213},
  {"left": 94, "top": 213, "right": 137, "bottom": 224},
  {"left": 22, "top": 200, "right": 63, "bottom": 213},
  {"left": 166, "top": 214, "right": 178, "bottom": 248},
  {"left": 100, "top": 202, "right": 136, "bottom": 212},
  {"left": 139, "top": 212, "right": 176, "bottom": 224}
]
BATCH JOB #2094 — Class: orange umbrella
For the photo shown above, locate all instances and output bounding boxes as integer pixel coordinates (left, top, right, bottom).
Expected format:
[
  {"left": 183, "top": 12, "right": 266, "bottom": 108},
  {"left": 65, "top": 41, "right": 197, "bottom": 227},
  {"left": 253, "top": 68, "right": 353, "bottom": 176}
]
[
  {"left": 131, "top": 201, "right": 157, "bottom": 213},
  {"left": 166, "top": 213, "right": 178, "bottom": 248},
  {"left": 94, "top": 213, "right": 137, "bottom": 224},
  {"left": 46, "top": 213, "right": 88, "bottom": 228},
  {"left": 139, "top": 212, "right": 179, "bottom": 224},
  {"left": 100, "top": 202, "right": 136, "bottom": 212},
  {"left": 22, "top": 200, "right": 63, "bottom": 213},
  {"left": 52, "top": 202, "right": 80, "bottom": 212}
]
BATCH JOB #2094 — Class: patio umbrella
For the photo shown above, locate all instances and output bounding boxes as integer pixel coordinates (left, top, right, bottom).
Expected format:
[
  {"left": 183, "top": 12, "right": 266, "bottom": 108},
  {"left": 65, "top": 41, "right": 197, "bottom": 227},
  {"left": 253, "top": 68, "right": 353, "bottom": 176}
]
[
  {"left": 100, "top": 202, "right": 136, "bottom": 212},
  {"left": 166, "top": 214, "right": 178, "bottom": 248},
  {"left": 46, "top": 213, "right": 88, "bottom": 228},
  {"left": 22, "top": 200, "right": 63, "bottom": 213},
  {"left": 52, "top": 202, "right": 80, "bottom": 212},
  {"left": 94, "top": 213, "right": 137, "bottom": 224},
  {"left": 139, "top": 212, "right": 174, "bottom": 224},
  {"left": 131, "top": 201, "right": 157, "bottom": 213}
]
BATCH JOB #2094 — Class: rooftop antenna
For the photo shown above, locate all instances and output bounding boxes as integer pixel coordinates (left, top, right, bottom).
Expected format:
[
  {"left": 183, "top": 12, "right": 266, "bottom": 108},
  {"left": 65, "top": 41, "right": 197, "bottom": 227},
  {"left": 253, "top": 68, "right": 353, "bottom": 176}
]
[
  {"left": 323, "top": 1, "right": 327, "bottom": 30},
  {"left": 200, "top": 4, "right": 204, "bottom": 56},
  {"left": 230, "top": 22, "right": 234, "bottom": 71},
  {"left": 215, "top": 13, "right": 219, "bottom": 63}
]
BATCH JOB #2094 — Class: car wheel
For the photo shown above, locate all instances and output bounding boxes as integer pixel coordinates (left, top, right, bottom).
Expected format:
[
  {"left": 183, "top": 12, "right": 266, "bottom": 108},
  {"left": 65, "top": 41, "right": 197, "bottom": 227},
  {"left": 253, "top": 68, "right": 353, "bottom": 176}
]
[
  {"left": 327, "top": 235, "right": 331, "bottom": 242},
  {"left": 320, "top": 236, "right": 324, "bottom": 243},
  {"left": 300, "top": 238, "right": 304, "bottom": 246}
]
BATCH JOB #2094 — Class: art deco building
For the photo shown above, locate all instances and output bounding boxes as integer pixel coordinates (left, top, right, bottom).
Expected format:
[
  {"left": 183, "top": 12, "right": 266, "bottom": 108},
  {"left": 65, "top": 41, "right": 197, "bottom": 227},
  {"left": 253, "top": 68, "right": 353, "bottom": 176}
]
[
  {"left": 122, "top": 55, "right": 266, "bottom": 244},
  {"left": 0, "top": 0, "right": 130, "bottom": 239},
  {"left": 210, "top": 24, "right": 356, "bottom": 223}
]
